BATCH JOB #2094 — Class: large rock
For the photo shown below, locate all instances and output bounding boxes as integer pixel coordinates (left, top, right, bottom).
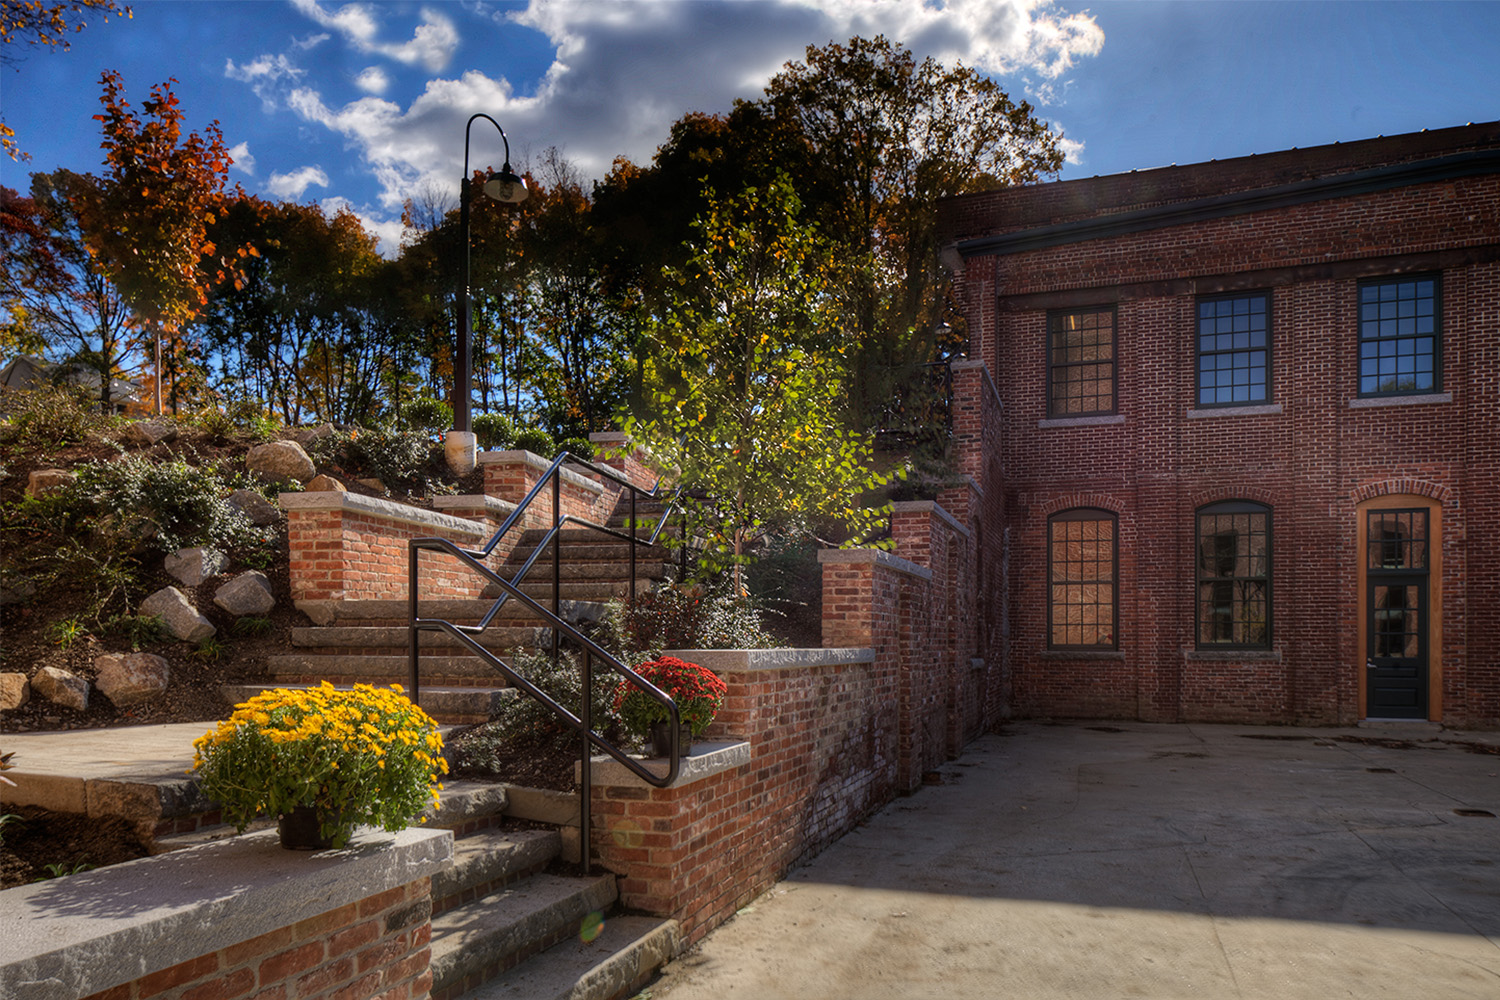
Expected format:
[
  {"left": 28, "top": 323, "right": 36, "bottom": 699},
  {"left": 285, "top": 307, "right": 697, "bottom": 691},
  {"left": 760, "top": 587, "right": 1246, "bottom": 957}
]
[
  {"left": 305, "top": 473, "right": 346, "bottom": 492},
  {"left": 94, "top": 652, "right": 171, "bottom": 708},
  {"left": 291, "top": 423, "right": 336, "bottom": 446},
  {"left": 226, "top": 488, "right": 280, "bottom": 526},
  {"left": 26, "top": 468, "right": 73, "bottom": 498},
  {"left": 32, "top": 666, "right": 88, "bottom": 711},
  {"left": 165, "top": 546, "right": 229, "bottom": 587},
  {"left": 140, "top": 585, "right": 217, "bottom": 643},
  {"left": 126, "top": 419, "right": 178, "bottom": 446},
  {"left": 0, "top": 569, "right": 35, "bottom": 606},
  {"left": 0, "top": 672, "right": 29, "bottom": 711},
  {"left": 214, "top": 571, "right": 276, "bottom": 616},
  {"left": 246, "top": 440, "right": 316, "bottom": 484}
]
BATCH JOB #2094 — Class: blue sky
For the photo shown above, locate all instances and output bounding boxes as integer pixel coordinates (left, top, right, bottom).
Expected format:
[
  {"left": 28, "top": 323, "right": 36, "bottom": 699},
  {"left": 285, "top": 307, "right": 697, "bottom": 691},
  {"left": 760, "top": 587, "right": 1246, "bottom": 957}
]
[{"left": 3, "top": 0, "right": 1496, "bottom": 255}]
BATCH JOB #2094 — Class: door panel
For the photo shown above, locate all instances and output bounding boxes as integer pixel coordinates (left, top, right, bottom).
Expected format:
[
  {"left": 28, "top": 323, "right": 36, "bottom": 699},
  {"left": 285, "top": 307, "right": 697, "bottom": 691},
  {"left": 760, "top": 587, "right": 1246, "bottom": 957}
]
[{"left": 1367, "top": 575, "right": 1427, "bottom": 719}]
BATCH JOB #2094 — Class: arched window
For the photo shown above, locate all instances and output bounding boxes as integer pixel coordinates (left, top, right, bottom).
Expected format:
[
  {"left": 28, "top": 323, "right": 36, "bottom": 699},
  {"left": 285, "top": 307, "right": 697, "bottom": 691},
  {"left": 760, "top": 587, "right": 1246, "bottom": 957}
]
[
  {"left": 1196, "top": 501, "right": 1272, "bottom": 648},
  {"left": 1048, "top": 508, "right": 1117, "bottom": 649}
]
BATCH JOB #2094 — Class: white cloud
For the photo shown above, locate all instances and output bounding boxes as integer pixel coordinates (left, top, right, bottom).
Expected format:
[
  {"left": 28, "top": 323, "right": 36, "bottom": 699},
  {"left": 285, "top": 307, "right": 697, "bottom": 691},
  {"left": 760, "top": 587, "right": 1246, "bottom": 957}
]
[
  {"left": 267, "top": 165, "right": 331, "bottom": 199},
  {"left": 1056, "top": 133, "right": 1085, "bottom": 166},
  {"left": 290, "top": 0, "right": 458, "bottom": 71},
  {"left": 279, "top": 0, "right": 1104, "bottom": 250},
  {"left": 227, "top": 142, "right": 255, "bottom": 175},
  {"left": 225, "top": 53, "right": 305, "bottom": 111},
  {"left": 355, "top": 66, "right": 390, "bottom": 95}
]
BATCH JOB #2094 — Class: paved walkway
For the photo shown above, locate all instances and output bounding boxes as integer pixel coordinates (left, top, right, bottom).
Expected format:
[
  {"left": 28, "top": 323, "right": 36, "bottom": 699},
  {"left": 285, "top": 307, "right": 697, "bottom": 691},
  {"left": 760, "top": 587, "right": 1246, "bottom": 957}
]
[{"left": 650, "top": 721, "right": 1500, "bottom": 1000}]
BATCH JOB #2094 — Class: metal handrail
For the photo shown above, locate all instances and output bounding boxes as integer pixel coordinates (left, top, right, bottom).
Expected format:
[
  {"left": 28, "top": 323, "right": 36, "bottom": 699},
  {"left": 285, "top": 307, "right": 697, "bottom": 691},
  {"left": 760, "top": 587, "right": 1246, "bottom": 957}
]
[{"left": 407, "top": 450, "right": 685, "bottom": 874}]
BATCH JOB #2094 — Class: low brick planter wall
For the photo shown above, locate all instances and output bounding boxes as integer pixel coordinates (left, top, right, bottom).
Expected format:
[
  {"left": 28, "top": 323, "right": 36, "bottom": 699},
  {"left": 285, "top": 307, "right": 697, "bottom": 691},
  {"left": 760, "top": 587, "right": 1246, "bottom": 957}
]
[{"left": 0, "top": 827, "right": 451, "bottom": 1000}]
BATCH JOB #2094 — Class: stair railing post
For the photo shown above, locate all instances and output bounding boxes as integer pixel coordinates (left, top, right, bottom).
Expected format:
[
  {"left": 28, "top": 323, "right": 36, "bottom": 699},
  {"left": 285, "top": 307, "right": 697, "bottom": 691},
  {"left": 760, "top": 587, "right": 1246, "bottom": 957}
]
[
  {"left": 407, "top": 544, "right": 420, "bottom": 703},
  {"left": 580, "top": 647, "right": 593, "bottom": 876},
  {"left": 629, "top": 488, "right": 638, "bottom": 605},
  {"left": 552, "top": 469, "right": 561, "bottom": 666}
]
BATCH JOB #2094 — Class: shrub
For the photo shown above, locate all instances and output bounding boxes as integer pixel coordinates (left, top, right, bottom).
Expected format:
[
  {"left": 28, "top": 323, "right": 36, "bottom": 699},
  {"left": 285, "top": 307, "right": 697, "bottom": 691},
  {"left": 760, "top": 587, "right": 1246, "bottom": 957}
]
[
  {"left": 512, "top": 427, "right": 556, "bottom": 457},
  {"left": 398, "top": 396, "right": 452, "bottom": 437},
  {"left": 346, "top": 427, "right": 437, "bottom": 493},
  {"left": 604, "top": 584, "right": 773, "bottom": 661},
  {"left": 451, "top": 649, "right": 628, "bottom": 772},
  {"left": 2, "top": 384, "right": 112, "bottom": 448},
  {"left": 472, "top": 411, "right": 516, "bottom": 450},
  {"left": 557, "top": 437, "right": 595, "bottom": 463}
]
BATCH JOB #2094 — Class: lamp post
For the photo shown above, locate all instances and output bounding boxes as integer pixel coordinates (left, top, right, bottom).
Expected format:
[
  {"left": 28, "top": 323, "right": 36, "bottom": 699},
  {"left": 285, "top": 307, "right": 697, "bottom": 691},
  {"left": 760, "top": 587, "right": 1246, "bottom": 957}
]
[{"left": 445, "top": 113, "right": 528, "bottom": 476}]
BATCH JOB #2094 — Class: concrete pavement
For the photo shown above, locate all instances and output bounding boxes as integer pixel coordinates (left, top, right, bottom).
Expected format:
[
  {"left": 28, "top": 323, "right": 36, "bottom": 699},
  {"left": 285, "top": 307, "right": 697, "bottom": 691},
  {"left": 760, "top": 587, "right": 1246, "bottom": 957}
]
[{"left": 649, "top": 721, "right": 1500, "bottom": 1000}]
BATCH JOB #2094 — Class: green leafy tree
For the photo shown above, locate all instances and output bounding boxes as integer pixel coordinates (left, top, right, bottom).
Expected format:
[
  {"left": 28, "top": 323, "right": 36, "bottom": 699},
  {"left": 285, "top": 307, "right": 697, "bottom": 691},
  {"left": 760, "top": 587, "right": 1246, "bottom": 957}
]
[
  {"left": 757, "top": 35, "right": 1063, "bottom": 431},
  {"left": 625, "top": 177, "right": 887, "bottom": 591}
]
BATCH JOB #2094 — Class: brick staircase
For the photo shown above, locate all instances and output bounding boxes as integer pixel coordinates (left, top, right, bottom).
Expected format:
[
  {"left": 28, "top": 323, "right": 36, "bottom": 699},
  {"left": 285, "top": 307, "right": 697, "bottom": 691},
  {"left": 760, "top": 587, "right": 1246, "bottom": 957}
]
[
  {"left": 225, "top": 499, "right": 681, "bottom": 725},
  {"left": 154, "top": 779, "right": 678, "bottom": 1000}
]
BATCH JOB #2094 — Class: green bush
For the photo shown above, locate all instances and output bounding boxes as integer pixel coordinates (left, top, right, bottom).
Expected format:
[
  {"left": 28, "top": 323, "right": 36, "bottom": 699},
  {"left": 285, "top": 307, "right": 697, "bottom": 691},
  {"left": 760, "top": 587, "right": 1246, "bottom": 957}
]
[
  {"left": 557, "top": 437, "right": 595, "bottom": 463},
  {"left": 1, "top": 384, "right": 113, "bottom": 449},
  {"left": 347, "top": 427, "right": 436, "bottom": 493},
  {"left": 512, "top": 427, "right": 556, "bottom": 457},
  {"left": 473, "top": 412, "right": 516, "bottom": 450},
  {"left": 398, "top": 396, "right": 452, "bottom": 436},
  {"left": 57, "top": 455, "right": 259, "bottom": 556},
  {"left": 604, "top": 584, "right": 773, "bottom": 661},
  {"left": 451, "top": 649, "right": 630, "bottom": 772}
]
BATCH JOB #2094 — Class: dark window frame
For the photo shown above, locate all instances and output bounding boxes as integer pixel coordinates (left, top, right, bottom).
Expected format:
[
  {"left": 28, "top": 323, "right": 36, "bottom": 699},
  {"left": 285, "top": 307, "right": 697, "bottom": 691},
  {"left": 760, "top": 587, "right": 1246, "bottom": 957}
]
[
  {"left": 1195, "top": 500, "right": 1272, "bottom": 650},
  {"left": 1047, "top": 306, "right": 1118, "bottom": 417},
  {"left": 1047, "top": 507, "right": 1119, "bottom": 650},
  {"left": 1196, "top": 290, "right": 1272, "bottom": 407},
  {"left": 1357, "top": 274, "right": 1442, "bottom": 397}
]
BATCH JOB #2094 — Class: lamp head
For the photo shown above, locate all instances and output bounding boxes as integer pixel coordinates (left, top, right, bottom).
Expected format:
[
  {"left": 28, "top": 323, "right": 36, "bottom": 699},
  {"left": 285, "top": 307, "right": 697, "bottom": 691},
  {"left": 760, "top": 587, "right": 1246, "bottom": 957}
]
[{"left": 483, "top": 163, "right": 529, "bottom": 204}]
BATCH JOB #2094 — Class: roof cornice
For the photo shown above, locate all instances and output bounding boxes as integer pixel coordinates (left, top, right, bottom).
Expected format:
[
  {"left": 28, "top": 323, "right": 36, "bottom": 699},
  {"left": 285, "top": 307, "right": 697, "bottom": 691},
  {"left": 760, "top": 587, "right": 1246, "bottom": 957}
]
[{"left": 955, "top": 148, "right": 1500, "bottom": 260}]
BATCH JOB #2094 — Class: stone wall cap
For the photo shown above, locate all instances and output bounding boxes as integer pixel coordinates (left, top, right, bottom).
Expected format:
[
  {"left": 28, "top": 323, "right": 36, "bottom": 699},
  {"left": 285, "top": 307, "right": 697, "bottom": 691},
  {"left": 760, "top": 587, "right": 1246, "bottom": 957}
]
[
  {"left": 430, "top": 494, "right": 519, "bottom": 516},
  {"left": 890, "top": 500, "right": 971, "bottom": 538},
  {"left": 662, "top": 648, "right": 875, "bottom": 672},
  {"left": 0, "top": 826, "right": 452, "bottom": 1000},
  {"left": 475, "top": 450, "right": 606, "bottom": 494},
  {"left": 816, "top": 548, "right": 933, "bottom": 580},
  {"left": 278, "top": 491, "right": 488, "bottom": 537},
  {"left": 581, "top": 740, "right": 750, "bottom": 789}
]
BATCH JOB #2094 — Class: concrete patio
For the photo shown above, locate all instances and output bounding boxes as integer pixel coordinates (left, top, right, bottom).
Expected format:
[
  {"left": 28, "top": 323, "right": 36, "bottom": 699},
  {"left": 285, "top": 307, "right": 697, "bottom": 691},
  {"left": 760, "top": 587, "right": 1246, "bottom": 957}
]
[{"left": 650, "top": 720, "right": 1500, "bottom": 999}]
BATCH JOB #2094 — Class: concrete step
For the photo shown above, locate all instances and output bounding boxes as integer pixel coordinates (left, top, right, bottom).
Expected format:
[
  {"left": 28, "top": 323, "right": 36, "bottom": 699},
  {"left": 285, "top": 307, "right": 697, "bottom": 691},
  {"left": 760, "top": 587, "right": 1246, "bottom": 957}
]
[
  {"left": 296, "top": 598, "right": 609, "bottom": 627},
  {"left": 429, "top": 873, "right": 619, "bottom": 1000},
  {"left": 433, "top": 827, "right": 562, "bottom": 915},
  {"left": 291, "top": 625, "right": 547, "bottom": 650},
  {"left": 480, "top": 579, "right": 663, "bottom": 602},
  {"left": 459, "top": 915, "right": 680, "bottom": 1000},
  {"left": 221, "top": 681, "right": 514, "bottom": 724},
  {"left": 263, "top": 653, "right": 516, "bottom": 686},
  {"left": 487, "top": 560, "right": 670, "bottom": 582},
  {"left": 502, "top": 540, "right": 677, "bottom": 564}
]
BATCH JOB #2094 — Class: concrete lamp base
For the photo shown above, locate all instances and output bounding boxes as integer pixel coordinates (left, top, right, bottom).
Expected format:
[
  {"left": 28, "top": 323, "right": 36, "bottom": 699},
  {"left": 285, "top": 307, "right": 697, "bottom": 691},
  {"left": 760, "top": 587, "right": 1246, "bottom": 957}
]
[{"left": 444, "top": 430, "right": 477, "bottom": 476}]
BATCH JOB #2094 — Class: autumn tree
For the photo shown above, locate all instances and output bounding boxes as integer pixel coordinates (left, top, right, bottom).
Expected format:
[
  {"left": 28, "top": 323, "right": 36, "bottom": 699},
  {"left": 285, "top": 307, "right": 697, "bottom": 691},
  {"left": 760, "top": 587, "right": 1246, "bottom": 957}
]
[
  {"left": 1, "top": 172, "right": 133, "bottom": 408},
  {"left": 74, "top": 71, "right": 251, "bottom": 414},
  {"left": 757, "top": 36, "right": 1064, "bottom": 431},
  {"left": 625, "top": 177, "right": 887, "bottom": 592},
  {"left": 1, "top": 1, "right": 130, "bottom": 160}
]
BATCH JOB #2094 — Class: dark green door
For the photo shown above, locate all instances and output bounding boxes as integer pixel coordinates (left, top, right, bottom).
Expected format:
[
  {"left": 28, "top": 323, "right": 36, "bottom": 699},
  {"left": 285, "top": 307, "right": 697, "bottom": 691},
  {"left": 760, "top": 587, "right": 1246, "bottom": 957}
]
[{"left": 1367, "top": 575, "right": 1428, "bottom": 719}]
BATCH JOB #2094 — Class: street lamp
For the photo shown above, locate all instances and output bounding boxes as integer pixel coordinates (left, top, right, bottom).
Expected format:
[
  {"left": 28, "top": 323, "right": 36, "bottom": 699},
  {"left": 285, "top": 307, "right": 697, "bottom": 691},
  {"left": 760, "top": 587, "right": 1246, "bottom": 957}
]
[{"left": 445, "top": 112, "right": 528, "bottom": 476}]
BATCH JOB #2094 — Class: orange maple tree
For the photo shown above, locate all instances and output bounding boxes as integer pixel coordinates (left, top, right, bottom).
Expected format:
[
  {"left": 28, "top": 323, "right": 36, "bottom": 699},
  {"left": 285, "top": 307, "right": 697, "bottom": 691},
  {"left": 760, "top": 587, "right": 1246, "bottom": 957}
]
[{"left": 74, "top": 70, "right": 254, "bottom": 413}]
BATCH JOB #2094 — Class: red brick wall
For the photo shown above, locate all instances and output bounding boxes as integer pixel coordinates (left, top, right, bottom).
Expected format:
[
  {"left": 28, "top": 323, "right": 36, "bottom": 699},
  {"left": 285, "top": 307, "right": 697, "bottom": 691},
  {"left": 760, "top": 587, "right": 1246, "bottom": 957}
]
[
  {"left": 81, "top": 878, "right": 433, "bottom": 1000},
  {"left": 286, "top": 506, "right": 492, "bottom": 603},
  {"left": 480, "top": 453, "right": 611, "bottom": 529},
  {"left": 942, "top": 128, "right": 1500, "bottom": 727}
]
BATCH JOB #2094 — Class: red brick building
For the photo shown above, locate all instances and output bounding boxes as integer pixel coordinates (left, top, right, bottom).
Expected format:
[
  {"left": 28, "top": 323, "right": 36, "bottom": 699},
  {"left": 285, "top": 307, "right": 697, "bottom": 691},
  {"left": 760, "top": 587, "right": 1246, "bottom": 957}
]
[{"left": 939, "top": 122, "right": 1500, "bottom": 727}]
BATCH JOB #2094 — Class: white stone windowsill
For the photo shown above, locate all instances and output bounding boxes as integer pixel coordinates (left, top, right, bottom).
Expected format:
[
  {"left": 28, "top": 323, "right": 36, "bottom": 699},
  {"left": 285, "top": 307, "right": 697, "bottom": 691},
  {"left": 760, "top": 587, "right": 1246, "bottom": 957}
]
[
  {"left": 1186, "top": 403, "right": 1283, "bottom": 419},
  {"left": 1349, "top": 392, "right": 1452, "bottom": 409},
  {"left": 1037, "top": 414, "right": 1125, "bottom": 429}
]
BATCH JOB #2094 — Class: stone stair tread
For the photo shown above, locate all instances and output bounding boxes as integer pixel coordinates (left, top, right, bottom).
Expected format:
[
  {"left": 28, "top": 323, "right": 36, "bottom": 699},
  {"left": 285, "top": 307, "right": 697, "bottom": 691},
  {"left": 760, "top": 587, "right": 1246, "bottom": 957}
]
[
  {"left": 299, "top": 598, "right": 609, "bottom": 625},
  {"left": 264, "top": 653, "right": 518, "bottom": 680},
  {"left": 433, "top": 827, "right": 561, "bottom": 905},
  {"left": 459, "top": 915, "right": 680, "bottom": 1000},
  {"left": 429, "top": 873, "right": 619, "bottom": 993},
  {"left": 291, "top": 626, "right": 544, "bottom": 649}
]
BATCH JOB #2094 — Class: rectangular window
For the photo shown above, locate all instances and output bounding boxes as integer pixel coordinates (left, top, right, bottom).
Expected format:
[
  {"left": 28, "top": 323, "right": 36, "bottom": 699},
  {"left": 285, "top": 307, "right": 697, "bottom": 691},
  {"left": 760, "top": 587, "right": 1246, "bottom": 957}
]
[
  {"left": 1196, "top": 502, "right": 1271, "bottom": 648},
  {"left": 1049, "top": 510, "right": 1117, "bottom": 648},
  {"left": 1359, "top": 276, "right": 1440, "bottom": 396},
  {"left": 1197, "top": 292, "right": 1269, "bottom": 405},
  {"left": 1049, "top": 307, "right": 1116, "bottom": 416}
]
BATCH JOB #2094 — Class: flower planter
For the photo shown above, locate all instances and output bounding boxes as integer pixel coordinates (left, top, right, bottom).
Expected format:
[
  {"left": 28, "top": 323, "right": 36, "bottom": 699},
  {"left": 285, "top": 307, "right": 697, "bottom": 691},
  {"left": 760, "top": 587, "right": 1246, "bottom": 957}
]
[
  {"left": 649, "top": 720, "right": 692, "bottom": 759},
  {"left": 277, "top": 805, "right": 344, "bottom": 850}
]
